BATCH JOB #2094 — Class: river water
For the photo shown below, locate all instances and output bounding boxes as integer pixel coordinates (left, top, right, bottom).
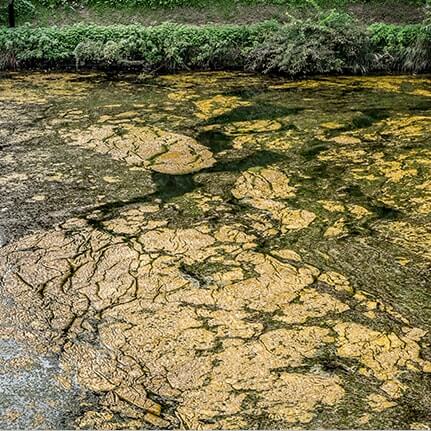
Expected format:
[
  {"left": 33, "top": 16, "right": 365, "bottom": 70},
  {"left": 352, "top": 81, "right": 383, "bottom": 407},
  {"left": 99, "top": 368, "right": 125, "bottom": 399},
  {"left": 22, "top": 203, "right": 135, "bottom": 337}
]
[{"left": 0, "top": 72, "right": 430, "bottom": 429}]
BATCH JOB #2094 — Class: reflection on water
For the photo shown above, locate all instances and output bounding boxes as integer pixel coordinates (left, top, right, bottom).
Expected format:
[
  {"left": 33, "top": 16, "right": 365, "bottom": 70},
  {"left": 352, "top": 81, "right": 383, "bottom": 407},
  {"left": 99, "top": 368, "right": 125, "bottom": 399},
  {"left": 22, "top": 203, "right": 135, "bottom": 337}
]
[{"left": 0, "top": 72, "right": 431, "bottom": 429}]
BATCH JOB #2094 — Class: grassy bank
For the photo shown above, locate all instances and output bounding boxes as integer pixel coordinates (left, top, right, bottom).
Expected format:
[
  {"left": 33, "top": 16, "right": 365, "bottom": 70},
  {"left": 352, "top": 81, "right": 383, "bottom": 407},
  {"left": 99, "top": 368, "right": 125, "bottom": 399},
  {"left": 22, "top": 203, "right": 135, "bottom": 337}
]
[
  {"left": 1, "top": 0, "right": 427, "bottom": 27},
  {"left": 1, "top": 8, "right": 431, "bottom": 76}
]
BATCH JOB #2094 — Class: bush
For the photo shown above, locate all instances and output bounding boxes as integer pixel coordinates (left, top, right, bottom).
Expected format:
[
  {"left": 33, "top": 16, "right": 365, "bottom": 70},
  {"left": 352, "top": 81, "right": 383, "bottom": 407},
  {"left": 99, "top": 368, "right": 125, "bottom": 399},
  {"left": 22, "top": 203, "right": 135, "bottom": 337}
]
[
  {"left": 245, "top": 10, "right": 370, "bottom": 75},
  {"left": 0, "top": 13, "right": 430, "bottom": 74},
  {"left": 0, "top": 22, "right": 278, "bottom": 70},
  {"left": 369, "top": 22, "right": 429, "bottom": 70},
  {"left": 0, "top": 0, "right": 35, "bottom": 25}
]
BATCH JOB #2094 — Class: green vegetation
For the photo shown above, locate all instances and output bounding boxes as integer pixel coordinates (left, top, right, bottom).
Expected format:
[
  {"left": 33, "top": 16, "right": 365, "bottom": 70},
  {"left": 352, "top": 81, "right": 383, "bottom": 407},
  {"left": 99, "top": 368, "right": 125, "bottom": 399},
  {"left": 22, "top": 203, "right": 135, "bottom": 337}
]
[
  {"left": 1, "top": 9, "right": 431, "bottom": 75},
  {"left": 246, "top": 10, "right": 371, "bottom": 74},
  {"left": 1, "top": 0, "right": 430, "bottom": 75},
  {"left": 1, "top": 0, "right": 427, "bottom": 27},
  {"left": 7, "top": 0, "right": 427, "bottom": 8}
]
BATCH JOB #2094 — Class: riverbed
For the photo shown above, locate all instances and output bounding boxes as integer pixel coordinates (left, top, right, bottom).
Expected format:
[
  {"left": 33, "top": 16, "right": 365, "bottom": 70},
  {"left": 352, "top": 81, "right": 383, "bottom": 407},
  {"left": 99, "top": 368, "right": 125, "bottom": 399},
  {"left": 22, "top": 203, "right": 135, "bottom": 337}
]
[{"left": 0, "top": 72, "right": 430, "bottom": 429}]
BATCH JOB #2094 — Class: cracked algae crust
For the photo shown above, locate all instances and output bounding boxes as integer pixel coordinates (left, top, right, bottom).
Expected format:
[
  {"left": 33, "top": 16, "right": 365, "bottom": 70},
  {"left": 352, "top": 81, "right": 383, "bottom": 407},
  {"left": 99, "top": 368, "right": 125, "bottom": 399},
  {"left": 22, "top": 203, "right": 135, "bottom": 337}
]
[
  {"left": 1, "top": 72, "right": 431, "bottom": 430},
  {"left": 61, "top": 124, "right": 216, "bottom": 175},
  {"left": 0, "top": 219, "right": 346, "bottom": 429},
  {"left": 232, "top": 168, "right": 316, "bottom": 233},
  {"left": 2, "top": 206, "right": 431, "bottom": 429}
]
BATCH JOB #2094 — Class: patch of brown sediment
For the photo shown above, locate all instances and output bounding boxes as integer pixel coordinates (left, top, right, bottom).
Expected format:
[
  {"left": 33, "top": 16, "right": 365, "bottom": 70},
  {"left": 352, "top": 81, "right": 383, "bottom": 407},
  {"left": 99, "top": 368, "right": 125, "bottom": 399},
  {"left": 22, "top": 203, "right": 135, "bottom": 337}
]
[
  {"left": 167, "top": 90, "right": 197, "bottom": 102},
  {"left": 202, "top": 119, "right": 285, "bottom": 137},
  {"left": 412, "top": 180, "right": 431, "bottom": 214},
  {"left": 232, "top": 167, "right": 296, "bottom": 200},
  {"left": 268, "top": 76, "right": 431, "bottom": 95},
  {"left": 317, "top": 112, "right": 431, "bottom": 215},
  {"left": 49, "top": 109, "right": 90, "bottom": 127},
  {"left": 330, "top": 135, "right": 362, "bottom": 145},
  {"left": 198, "top": 106, "right": 300, "bottom": 155},
  {"left": 374, "top": 157, "right": 418, "bottom": 183},
  {"left": 234, "top": 131, "right": 298, "bottom": 151},
  {"left": 318, "top": 271, "right": 353, "bottom": 294},
  {"left": 225, "top": 119, "right": 284, "bottom": 134},
  {"left": 379, "top": 115, "right": 431, "bottom": 140},
  {"left": 319, "top": 147, "right": 367, "bottom": 165},
  {"left": 319, "top": 200, "right": 346, "bottom": 213},
  {"left": 335, "top": 322, "right": 431, "bottom": 380},
  {"left": 0, "top": 217, "right": 342, "bottom": 428},
  {"left": 348, "top": 204, "right": 372, "bottom": 219},
  {"left": 159, "top": 72, "right": 264, "bottom": 89},
  {"left": 322, "top": 76, "right": 431, "bottom": 96},
  {"left": 61, "top": 124, "right": 215, "bottom": 175},
  {"left": 358, "top": 151, "right": 430, "bottom": 214},
  {"left": 318, "top": 200, "right": 372, "bottom": 221},
  {"left": 268, "top": 80, "right": 336, "bottom": 91},
  {"left": 320, "top": 121, "right": 346, "bottom": 130},
  {"left": 324, "top": 218, "right": 348, "bottom": 238},
  {"left": 175, "top": 191, "right": 229, "bottom": 215},
  {"left": 101, "top": 203, "right": 163, "bottom": 236}
]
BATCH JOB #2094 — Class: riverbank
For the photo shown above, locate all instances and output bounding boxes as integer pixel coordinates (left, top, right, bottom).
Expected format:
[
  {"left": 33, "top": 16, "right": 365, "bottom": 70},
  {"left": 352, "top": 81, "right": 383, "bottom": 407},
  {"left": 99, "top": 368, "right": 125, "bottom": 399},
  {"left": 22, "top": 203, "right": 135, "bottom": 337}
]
[
  {"left": 1, "top": 11, "right": 430, "bottom": 76},
  {"left": 1, "top": 1, "right": 430, "bottom": 75},
  {"left": 4, "top": 0, "right": 426, "bottom": 27}
]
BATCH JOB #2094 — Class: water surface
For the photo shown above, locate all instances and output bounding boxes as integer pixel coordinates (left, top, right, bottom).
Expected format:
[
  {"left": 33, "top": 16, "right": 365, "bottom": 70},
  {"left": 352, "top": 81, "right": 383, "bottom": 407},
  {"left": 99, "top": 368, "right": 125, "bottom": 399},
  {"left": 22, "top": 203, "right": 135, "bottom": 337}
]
[{"left": 0, "top": 72, "right": 430, "bottom": 429}]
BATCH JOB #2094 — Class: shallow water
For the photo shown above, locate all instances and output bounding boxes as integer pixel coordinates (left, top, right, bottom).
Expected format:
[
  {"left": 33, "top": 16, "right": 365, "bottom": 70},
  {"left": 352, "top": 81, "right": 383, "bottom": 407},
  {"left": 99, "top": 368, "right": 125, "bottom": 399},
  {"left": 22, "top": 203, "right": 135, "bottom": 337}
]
[{"left": 0, "top": 72, "right": 430, "bottom": 429}]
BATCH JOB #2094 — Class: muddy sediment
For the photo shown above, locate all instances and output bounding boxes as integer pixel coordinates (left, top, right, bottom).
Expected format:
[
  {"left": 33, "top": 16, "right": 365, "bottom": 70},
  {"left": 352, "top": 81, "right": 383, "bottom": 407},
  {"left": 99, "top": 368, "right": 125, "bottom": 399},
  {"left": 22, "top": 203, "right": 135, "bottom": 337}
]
[{"left": 0, "top": 72, "right": 431, "bottom": 429}]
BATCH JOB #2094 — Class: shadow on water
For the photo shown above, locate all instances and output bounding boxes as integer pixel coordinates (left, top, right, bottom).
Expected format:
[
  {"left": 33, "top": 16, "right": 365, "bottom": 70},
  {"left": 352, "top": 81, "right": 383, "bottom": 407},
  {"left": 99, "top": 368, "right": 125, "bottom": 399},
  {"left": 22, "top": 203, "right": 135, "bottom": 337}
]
[
  {"left": 209, "top": 149, "right": 286, "bottom": 172},
  {"left": 300, "top": 140, "right": 332, "bottom": 160},
  {"left": 90, "top": 149, "right": 286, "bottom": 219},
  {"left": 196, "top": 130, "right": 233, "bottom": 153},
  {"left": 153, "top": 172, "right": 196, "bottom": 201},
  {"left": 203, "top": 103, "right": 304, "bottom": 126},
  {"left": 348, "top": 108, "right": 391, "bottom": 130}
]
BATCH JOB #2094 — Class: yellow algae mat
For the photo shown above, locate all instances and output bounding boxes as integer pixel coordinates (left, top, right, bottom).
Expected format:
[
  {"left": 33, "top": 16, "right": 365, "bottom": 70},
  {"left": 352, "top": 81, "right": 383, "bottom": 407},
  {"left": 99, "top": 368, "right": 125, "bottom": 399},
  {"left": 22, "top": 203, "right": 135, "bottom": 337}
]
[{"left": 0, "top": 72, "right": 430, "bottom": 429}]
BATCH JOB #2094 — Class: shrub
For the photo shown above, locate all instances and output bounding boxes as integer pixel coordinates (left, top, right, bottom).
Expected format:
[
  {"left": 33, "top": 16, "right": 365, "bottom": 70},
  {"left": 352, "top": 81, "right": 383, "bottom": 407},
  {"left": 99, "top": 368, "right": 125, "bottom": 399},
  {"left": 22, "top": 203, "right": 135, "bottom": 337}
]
[
  {"left": 245, "top": 10, "right": 370, "bottom": 75},
  {"left": 403, "top": 0, "right": 431, "bottom": 70},
  {"left": 0, "top": 14, "right": 430, "bottom": 75},
  {"left": 0, "top": 22, "right": 277, "bottom": 70},
  {"left": 369, "top": 23, "right": 428, "bottom": 71}
]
